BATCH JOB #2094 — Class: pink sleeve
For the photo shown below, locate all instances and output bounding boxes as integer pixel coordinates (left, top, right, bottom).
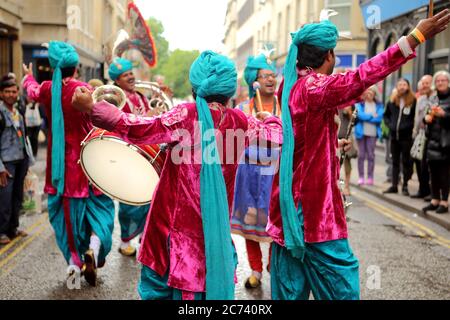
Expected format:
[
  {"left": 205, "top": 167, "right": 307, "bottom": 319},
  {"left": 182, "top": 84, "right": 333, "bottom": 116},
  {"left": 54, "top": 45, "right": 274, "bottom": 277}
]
[
  {"left": 22, "top": 75, "right": 43, "bottom": 103},
  {"left": 305, "top": 43, "right": 416, "bottom": 110},
  {"left": 91, "top": 101, "right": 189, "bottom": 145},
  {"left": 244, "top": 113, "right": 283, "bottom": 145}
]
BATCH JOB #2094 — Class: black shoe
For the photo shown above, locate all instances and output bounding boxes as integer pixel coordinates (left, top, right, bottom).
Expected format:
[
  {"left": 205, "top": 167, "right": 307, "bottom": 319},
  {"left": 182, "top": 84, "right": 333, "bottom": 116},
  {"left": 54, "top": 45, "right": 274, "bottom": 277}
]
[
  {"left": 383, "top": 186, "right": 398, "bottom": 194},
  {"left": 402, "top": 187, "right": 409, "bottom": 196},
  {"left": 424, "top": 195, "right": 432, "bottom": 202},
  {"left": 410, "top": 193, "right": 424, "bottom": 199},
  {"left": 436, "top": 206, "right": 449, "bottom": 214},
  {"left": 422, "top": 203, "right": 439, "bottom": 212},
  {"left": 83, "top": 249, "right": 97, "bottom": 287}
]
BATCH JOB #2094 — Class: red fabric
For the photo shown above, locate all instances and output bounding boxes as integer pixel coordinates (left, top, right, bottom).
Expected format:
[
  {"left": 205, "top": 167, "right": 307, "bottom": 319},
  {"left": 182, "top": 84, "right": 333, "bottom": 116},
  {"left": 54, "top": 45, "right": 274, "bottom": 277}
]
[{"left": 245, "top": 239, "right": 263, "bottom": 273}]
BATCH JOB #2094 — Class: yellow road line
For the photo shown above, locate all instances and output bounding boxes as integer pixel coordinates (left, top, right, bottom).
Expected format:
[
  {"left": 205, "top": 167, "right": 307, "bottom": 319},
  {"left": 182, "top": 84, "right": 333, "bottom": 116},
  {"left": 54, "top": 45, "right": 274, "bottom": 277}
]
[
  {"left": 0, "top": 214, "right": 48, "bottom": 257},
  {"left": 0, "top": 223, "right": 49, "bottom": 274},
  {"left": 353, "top": 192, "right": 450, "bottom": 250}
]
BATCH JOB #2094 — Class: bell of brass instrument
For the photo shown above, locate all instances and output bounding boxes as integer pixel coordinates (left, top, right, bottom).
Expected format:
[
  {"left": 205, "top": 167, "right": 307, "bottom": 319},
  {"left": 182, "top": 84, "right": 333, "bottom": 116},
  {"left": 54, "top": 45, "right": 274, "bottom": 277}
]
[
  {"left": 135, "top": 80, "right": 174, "bottom": 115},
  {"left": 92, "top": 85, "right": 127, "bottom": 110}
]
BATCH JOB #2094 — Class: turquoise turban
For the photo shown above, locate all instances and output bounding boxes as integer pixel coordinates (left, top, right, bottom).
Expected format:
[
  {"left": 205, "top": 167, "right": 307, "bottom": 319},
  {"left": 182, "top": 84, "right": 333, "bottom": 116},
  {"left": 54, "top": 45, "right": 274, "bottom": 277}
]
[
  {"left": 244, "top": 54, "right": 277, "bottom": 98},
  {"left": 279, "top": 20, "right": 339, "bottom": 261},
  {"left": 108, "top": 58, "right": 133, "bottom": 81},
  {"left": 48, "top": 41, "right": 79, "bottom": 195},
  {"left": 189, "top": 51, "right": 237, "bottom": 300}
]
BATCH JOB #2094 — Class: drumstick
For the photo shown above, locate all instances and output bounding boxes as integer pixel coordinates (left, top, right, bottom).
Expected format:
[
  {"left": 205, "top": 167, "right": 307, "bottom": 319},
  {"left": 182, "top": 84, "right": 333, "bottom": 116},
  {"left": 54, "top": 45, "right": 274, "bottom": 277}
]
[
  {"left": 253, "top": 82, "right": 263, "bottom": 113},
  {"left": 429, "top": 0, "right": 434, "bottom": 18}
]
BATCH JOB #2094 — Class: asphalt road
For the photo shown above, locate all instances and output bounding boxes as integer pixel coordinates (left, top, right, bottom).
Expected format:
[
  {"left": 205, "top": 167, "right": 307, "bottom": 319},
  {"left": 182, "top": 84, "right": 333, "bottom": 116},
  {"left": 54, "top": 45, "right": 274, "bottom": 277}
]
[{"left": 0, "top": 185, "right": 449, "bottom": 300}]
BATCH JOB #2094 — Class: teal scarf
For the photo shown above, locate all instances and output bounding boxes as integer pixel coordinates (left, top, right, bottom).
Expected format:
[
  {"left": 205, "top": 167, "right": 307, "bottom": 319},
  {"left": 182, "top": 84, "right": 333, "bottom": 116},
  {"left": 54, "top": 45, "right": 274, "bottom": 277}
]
[
  {"left": 48, "top": 41, "right": 80, "bottom": 195},
  {"left": 189, "top": 51, "right": 237, "bottom": 300},
  {"left": 279, "top": 20, "right": 338, "bottom": 260}
]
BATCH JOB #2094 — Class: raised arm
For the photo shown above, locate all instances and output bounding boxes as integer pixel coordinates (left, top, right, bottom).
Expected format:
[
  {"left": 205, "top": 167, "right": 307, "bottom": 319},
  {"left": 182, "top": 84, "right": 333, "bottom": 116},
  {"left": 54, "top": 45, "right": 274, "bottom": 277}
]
[
  {"left": 90, "top": 100, "right": 188, "bottom": 146},
  {"left": 307, "top": 10, "right": 450, "bottom": 111},
  {"left": 306, "top": 38, "right": 416, "bottom": 110},
  {"left": 22, "top": 62, "right": 44, "bottom": 104}
]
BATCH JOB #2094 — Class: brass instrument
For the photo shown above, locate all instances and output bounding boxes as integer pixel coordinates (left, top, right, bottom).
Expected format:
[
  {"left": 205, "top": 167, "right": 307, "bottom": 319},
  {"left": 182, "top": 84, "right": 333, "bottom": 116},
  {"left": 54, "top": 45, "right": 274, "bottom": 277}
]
[
  {"left": 340, "top": 108, "right": 358, "bottom": 212},
  {"left": 135, "top": 80, "right": 174, "bottom": 115},
  {"left": 92, "top": 85, "right": 127, "bottom": 110}
]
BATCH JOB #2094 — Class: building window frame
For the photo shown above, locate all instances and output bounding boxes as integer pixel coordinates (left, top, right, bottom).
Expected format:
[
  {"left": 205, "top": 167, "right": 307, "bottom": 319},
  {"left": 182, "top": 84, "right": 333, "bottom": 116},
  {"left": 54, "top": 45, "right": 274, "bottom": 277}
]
[{"left": 324, "top": 0, "right": 352, "bottom": 33}]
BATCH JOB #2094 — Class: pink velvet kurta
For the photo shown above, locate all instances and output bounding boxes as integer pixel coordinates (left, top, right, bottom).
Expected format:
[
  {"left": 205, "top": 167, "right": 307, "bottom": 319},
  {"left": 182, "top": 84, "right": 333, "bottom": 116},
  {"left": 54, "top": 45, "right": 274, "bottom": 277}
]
[
  {"left": 91, "top": 101, "right": 282, "bottom": 292},
  {"left": 23, "top": 75, "right": 99, "bottom": 198},
  {"left": 122, "top": 90, "right": 150, "bottom": 115},
  {"left": 268, "top": 42, "right": 416, "bottom": 246}
]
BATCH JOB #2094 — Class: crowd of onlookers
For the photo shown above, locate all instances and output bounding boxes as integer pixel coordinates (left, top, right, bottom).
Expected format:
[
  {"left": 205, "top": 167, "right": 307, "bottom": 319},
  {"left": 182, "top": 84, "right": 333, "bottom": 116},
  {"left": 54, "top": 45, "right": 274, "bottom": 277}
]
[{"left": 341, "top": 70, "right": 450, "bottom": 215}]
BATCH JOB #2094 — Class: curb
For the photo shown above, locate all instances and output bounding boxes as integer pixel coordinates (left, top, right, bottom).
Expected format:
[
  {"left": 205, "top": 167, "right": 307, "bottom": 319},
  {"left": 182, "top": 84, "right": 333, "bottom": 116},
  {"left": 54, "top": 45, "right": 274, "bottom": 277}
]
[{"left": 350, "top": 183, "right": 450, "bottom": 231}]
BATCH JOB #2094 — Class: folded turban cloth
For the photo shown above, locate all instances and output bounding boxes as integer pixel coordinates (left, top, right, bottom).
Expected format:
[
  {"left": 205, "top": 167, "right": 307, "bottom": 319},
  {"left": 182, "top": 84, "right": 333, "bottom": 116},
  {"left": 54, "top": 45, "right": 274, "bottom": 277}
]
[
  {"left": 244, "top": 54, "right": 277, "bottom": 98},
  {"left": 108, "top": 58, "right": 133, "bottom": 81},
  {"left": 189, "top": 51, "right": 237, "bottom": 300},
  {"left": 279, "top": 20, "right": 339, "bottom": 261},
  {"left": 48, "top": 41, "right": 79, "bottom": 195}
]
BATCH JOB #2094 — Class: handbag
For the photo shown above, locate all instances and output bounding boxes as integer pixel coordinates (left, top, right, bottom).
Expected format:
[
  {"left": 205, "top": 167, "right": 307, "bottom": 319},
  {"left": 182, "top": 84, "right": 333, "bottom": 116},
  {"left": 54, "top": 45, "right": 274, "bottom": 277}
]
[{"left": 410, "top": 128, "right": 426, "bottom": 161}]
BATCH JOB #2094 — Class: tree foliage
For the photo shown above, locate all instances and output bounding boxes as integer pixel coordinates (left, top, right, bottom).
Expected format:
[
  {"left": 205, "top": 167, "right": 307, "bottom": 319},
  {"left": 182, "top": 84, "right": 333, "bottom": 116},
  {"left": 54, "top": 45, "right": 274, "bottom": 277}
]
[
  {"left": 146, "top": 17, "right": 199, "bottom": 98},
  {"left": 161, "top": 49, "right": 200, "bottom": 98}
]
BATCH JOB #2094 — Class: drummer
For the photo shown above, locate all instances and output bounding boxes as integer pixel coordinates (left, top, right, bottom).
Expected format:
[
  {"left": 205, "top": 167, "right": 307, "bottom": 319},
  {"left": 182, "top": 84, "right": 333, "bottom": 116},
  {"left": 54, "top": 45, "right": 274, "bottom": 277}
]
[
  {"left": 22, "top": 41, "right": 115, "bottom": 287},
  {"left": 72, "top": 50, "right": 283, "bottom": 300},
  {"left": 108, "top": 58, "right": 158, "bottom": 257}
]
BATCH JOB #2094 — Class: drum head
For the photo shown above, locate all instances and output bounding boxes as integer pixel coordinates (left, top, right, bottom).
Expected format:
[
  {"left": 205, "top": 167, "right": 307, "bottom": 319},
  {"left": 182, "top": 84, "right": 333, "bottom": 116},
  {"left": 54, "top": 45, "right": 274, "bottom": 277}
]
[{"left": 80, "top": 137, "right": 159, "bottom": 206}]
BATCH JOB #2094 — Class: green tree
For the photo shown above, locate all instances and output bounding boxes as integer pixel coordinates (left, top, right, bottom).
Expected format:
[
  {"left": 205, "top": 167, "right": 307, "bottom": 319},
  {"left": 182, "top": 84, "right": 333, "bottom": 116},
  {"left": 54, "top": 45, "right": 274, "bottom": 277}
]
[
  {"left": 161, "top": 49, "right": 200, "bottom": 98},
  {"left": 146, "top": 17, "right": 169, "bottom": 74}
]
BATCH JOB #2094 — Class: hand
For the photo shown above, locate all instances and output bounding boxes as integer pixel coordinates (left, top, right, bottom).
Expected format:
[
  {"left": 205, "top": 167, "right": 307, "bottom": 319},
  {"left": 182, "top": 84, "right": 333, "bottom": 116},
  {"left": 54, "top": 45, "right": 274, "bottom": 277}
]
[
  {"left": 425, "top": 114, "right": 434, "bottom": 124},
  {"left": 339, "top": 139, "right": 352, "bottom": 153},
  {"left": 415, "top": 9, "right": 450, "bottom": 40},
  {"left": 22, "top": 63, "right": 33, "bottom": 78},
  {"left": 72, "top": 86, "right": 94, "bottom": 114},
  {"left": 0, "top": 170, "right": 12, "bottom": 188},
  {"left": 256, "top": 111, "right": 272, "bottom": 121},
  {"left": 146, "top": 108, "right": 160, "bottom": 117}
]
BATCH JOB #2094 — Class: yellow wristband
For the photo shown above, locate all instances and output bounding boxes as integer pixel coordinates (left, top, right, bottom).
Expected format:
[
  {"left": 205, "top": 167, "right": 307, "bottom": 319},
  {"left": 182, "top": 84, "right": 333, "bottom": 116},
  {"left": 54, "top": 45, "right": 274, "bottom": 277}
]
[
  {"left": 412, "top": 28, "right": 426, "bottom": 43},
  {"left": 410, "top": 32, "right": 421, "bottom": 45}
]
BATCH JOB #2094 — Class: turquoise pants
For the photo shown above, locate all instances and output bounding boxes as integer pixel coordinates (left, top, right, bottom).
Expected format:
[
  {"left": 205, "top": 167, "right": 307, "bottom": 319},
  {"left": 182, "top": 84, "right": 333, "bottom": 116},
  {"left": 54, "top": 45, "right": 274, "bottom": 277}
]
[
  {"left": 118, "top": 203, "right": 150, "bottom": 242},
  {"left": 48, "top": 190, "right": 115, "bottom": 267},
  {"left": 138, "top": 266, "right": 205, "bottom": 300},
  {"left": 270, "top": 239, "right": 360, "bottom": 300}
]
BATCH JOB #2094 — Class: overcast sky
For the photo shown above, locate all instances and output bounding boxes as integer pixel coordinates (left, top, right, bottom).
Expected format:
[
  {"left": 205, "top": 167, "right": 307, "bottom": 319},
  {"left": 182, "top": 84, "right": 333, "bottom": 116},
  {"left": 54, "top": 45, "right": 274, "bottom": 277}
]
[{"left": 134, "top": 0, "right": 228, "bottom": 52}]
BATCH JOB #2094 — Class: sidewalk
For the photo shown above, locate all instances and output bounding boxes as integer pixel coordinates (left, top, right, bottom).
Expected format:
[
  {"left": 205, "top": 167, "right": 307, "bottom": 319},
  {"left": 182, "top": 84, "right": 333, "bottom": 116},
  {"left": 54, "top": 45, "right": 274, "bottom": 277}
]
[{"left": 346, "top": 144, "right": 450, "bottom": 231}]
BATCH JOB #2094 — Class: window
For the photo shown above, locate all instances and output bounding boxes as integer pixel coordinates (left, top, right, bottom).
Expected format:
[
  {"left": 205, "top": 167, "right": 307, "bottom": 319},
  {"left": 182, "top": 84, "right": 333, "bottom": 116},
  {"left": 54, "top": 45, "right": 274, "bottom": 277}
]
[
  {"left": 325, "top": 0, "right": 351, "bottom": 32},
  {"left": 237, "top": 37, "right": 254, "bottom": 70},
  {"left": 277, "top": 12, "right": 282, "bottom": 51},
  {"left": 433, "top": 25, "right": 450, "bottom": 51},
  {"left": 356, "top": 55, "right": 366, "bottom": 66},
  {"left": 238, "top": 0, "right": 254, "bottom": 27},
  {"left": 308, "top": 0, "right": 316, "bottom": 22},
  {"left": 82, "top": 0, "right": 93, "bottom": 37},
  {"left": 383, "top": 35, "right": 397, "bottom": 103},
  {"left": 285, "top": 5, "right": 291, "bottom": 50},
  {"left": 296, "top": 0, "right": 302, "bottom": 27}
]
